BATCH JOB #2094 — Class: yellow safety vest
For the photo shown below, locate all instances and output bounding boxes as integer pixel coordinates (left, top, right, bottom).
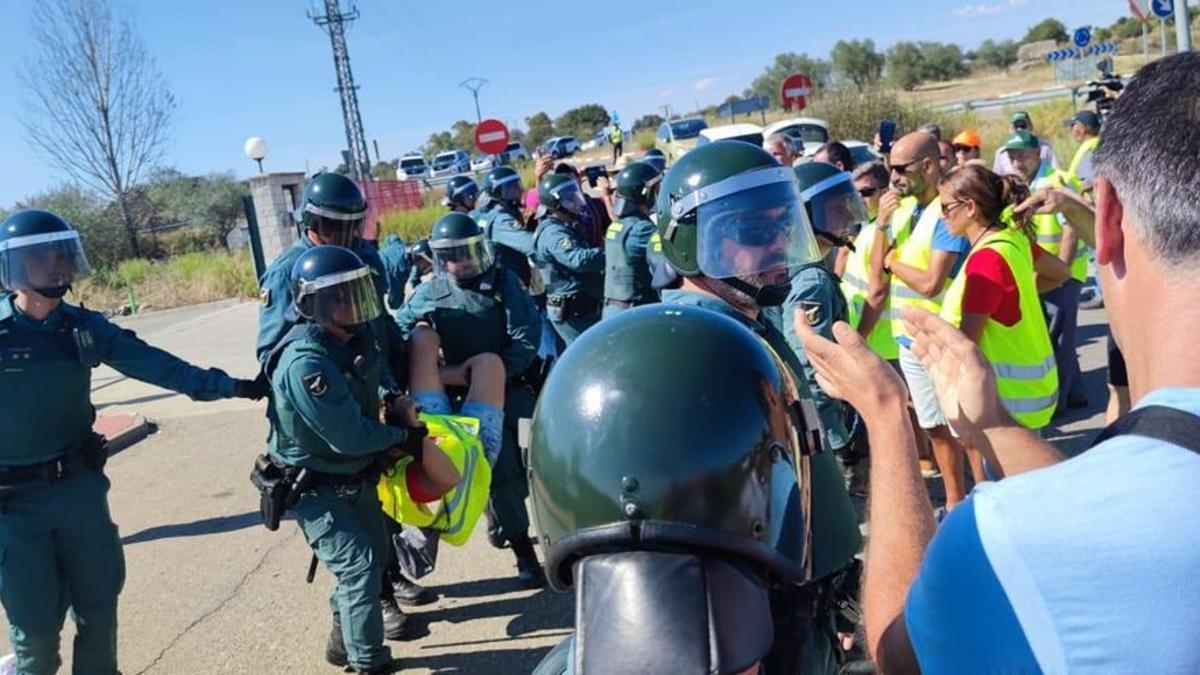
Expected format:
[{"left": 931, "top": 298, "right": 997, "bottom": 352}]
[
  {"left": 1031, "top": 164, "right": 1088, "bottom": 283},
  {"left": 842, "top": 220, "right": 899, "bottom": 360},
  {"left": 611, "top": 127, "right": 623, "bottom": 143},
  {"left": 377, "top": 413, "right": 491, "bottom": 546},
  {"left": 889, "top": 196, "right": 947, "bottom": 342},
  {"left": 940, "top": 227, "right": 1059, "bottom": 429},
  {"left": 1067, "top": 136, "right": 1099, "bottom": 186}
]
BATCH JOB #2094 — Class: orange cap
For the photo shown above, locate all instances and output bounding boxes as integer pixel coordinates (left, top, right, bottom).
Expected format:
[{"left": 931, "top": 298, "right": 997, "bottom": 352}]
[{"left": 952, "top": 130, "right": 982, "bottom": 148}]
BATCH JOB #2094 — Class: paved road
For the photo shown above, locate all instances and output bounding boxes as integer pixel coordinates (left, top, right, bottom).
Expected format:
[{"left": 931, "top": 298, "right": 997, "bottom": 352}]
[{"left": 0, "top": 299, "right": 1113, "bottom": 673}]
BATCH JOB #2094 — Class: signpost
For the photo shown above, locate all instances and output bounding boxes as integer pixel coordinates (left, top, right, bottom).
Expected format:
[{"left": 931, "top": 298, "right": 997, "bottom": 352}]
[
  {"left": 780, "top": 73, "right": 813, "bottom": 112},
  {"left": 474, "top": 118, "right": 510, "bottom": 156},
  {"left": 1073, "top": 26, "right": 1093, "bottom": 48},
  {"left": 1153, "top": 0, "right": 1174, "bottom": 56}
]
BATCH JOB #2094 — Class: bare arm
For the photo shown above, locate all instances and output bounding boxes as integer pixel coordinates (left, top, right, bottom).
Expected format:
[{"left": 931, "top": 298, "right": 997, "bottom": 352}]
[
  {"left": 1014, "top": 188, "right": 1096, "bottom": 249},
  {"left": 1058, "top": 223, "right": 1079, "bottom": 266},
  {"left": 1034, "top": 246, "right": 1070, "bottom": 293},
  {"left": 889, "top": 249, "right": 957, "bottom": 299}
]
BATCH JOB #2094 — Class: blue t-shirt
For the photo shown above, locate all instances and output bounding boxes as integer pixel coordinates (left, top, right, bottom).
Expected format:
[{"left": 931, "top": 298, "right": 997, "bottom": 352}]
[
  {"left": 905, "top": 387, "right": 1200, "bottom": 673},
  {"left": 928, "top": 214, "right": 970, "bottom": 278}
]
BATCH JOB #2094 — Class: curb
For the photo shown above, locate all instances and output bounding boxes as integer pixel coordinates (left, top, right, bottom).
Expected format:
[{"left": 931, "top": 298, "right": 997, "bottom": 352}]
[{"left": 94, "top": 413, "right": 151, "bottom": 455}]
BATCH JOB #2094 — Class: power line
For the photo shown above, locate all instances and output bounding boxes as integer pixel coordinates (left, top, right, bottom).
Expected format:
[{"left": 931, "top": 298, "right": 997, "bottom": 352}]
[
  {"left": 459, "top": 77, "right": 488, "bottom": 124},
  {"left": 309, "top": 0, "right": 372, "bottom": 181}
]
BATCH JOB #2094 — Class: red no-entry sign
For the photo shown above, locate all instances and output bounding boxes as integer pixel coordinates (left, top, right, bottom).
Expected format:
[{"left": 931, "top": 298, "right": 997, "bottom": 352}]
[
  {"left": 780, "top": 73, "right": 813, "bottom": 112},
  {"left": 475, "top": 119, "right": 510, "bottom": 155}
]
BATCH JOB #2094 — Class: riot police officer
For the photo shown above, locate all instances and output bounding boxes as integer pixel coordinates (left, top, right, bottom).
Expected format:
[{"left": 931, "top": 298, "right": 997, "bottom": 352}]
[
  {"left": 263, "top": 245, "right": 451, "bottom": 674},
  {"left": 532, "top": 173, "right": 605, "bottom": 346},
  {"left": 476, "top": 165, "right": 535, "bottom": 289},
  {"left": 394, "top": 213, "right": 546, "bottom": 586},
  {"left": 0, "top": 209, "right": 266, "bottom": 674},
  {"left": 441, "top": 175, "right": 479, "bottom": 214},
  {"left": 377, "top": 236, "right": 432, "bottom": 311},
  {"left": 602, "top": 160, "right": 662, "bottom": 317},
  {"left": 653, "top": 141, "right": 863, "bottom": 673},
  {"left": 529, "top": 305, "right": 818, "bottom": 674},
  {"left": 773, "top": 162, "right": 870, "bottom": 463}
]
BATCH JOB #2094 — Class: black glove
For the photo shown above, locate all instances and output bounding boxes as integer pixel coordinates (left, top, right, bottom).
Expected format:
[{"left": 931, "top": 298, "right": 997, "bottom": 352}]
[
  {"left": 398, "top": 423, "right": 428, "bottom": 462},
  {"left": 234, "top": 372, "right": 270, "bottom": 400}
]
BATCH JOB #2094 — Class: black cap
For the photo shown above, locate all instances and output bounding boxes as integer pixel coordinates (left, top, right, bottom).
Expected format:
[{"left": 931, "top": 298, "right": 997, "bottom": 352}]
[{"left": 1065, "top": 110, "right": 1101, "bottom": 130}]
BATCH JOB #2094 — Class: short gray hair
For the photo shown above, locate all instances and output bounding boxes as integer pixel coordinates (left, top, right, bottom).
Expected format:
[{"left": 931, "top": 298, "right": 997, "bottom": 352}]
[
  {"left": 852, "top": 161, "right": 888, "bottom": 185},
  {"left": 1092, "top": 52, "right": 1200, "bottom": 267},
  {"left": 765, "top": 132, "right": 798, "bottom": 152}
]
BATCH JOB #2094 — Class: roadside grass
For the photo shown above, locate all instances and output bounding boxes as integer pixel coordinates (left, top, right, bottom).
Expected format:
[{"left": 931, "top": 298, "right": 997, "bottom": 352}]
[{"left": 74, "top": 249, "right": 258, "bottom": 313}]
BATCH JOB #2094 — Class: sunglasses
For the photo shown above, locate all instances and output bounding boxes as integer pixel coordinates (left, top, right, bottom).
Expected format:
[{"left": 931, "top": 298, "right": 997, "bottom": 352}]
[
  {"left": 889, "top": 160, "right": 921, "bottom": 175},
  {"left": 953, "top": 145, "right": 976, "bottom": 153},
  {"left": 1013, "top": 121, "right": 1030, "bottom": 130},
  {"left": 858, "top": 187, "right": 881, "bottom": 198}
]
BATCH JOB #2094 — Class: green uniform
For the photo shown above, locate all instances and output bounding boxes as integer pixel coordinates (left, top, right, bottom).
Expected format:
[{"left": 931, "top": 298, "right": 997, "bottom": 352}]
[
  {"left": 483, "top": 204, "right": 535, "bottom": 289},
  {"left": 394, "top": 266, "right": 541, "bottom": 542},
  {"left": 601, "top": 213, "right": 659, "bottom": 318},
  {"left": 266, "top": 322, "right": 404, "bottom": 672},
  {"left": 377, "top": 235, "right": 416, "bottom": 311},
  {"left": 661, "top": 288, "right": 862, "bottom": 674},
  {"left": 532, "top": 216, "right": 605, "bottom": 345},
  {"left": 0, "top": 295, "right": 239, "bottom": 675}
]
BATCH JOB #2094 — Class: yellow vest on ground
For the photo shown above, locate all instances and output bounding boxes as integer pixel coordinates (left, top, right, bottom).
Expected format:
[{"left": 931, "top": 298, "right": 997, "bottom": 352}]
[
  {"left": 1031, "top": 164, "right": 1088, "bottom": 283},
  {"left": 1067, "top": 136, "right": 1099, "bottom": 186},
  {"left": 889, "top": 196, "right": 947, "bottom": 343},
  {"left": 842, "top": 220, "right": 899, "bottom": 360},
  {"left": 940, "top": 227, "right": 1059, "bottom": 429},
  {"left": 377, "top": 413, "right": 491, "bottom": 546}
]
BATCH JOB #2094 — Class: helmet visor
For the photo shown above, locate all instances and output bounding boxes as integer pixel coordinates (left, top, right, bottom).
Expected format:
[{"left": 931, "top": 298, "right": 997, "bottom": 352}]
[
  {"left": 305, "top": 204, "right": 365, "bottom": 247},
  {"left": 802, "top": 172, "right": 869, "bottom": 239},
  {"left": 493, "top": 173, "right": 524, "bottom": 203},
  {"left": 431, "top": 234, "right": 494, "bottom": 280},
  {"left": 0, "top": 230, "right": 92, "bottom": 291},
  {"left": 691, "top": 169, "right": 821, "bottom": 280},
  {"left": 295, "top": 267, "right": 381, "bottom": 326},
  {"left": 551, "top": 181, "right": 587, "bottom": 215}
]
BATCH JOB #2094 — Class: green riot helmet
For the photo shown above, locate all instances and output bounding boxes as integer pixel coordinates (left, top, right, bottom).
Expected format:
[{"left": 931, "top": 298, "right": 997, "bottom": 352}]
[
  {"left": 538, "top": 173, "right": 587, "bottom": 218},
  {"left": 613, "top": 160, "right": 663, "bottom": 218},
  {"left": 793, "top": 162, "right": 868, "bottom": 250},
  {"left": 289, "top": 245, "right": 381, "bottom": 327},
  {"left": 483, "top": 165, "right": 523, "bottom": 206},
  {"left": 530, "top": 304, "right": 815, "bottom": 591},
  {"left": 642, "top": 147, "right": 667, "bottom": 173},
  {"left": 0, "top": 209, "right": 91, "bottom": 298},
  {"left": 441, "top": 175, "right": 479, "bottom": 212},
  {"left": 655, "top": 140, "right": 822, "bottom": 307},
  {"left": 298, "top": 173, "right": 368, "bottom": 248},
  {"left": 428, "top": 212, "right": 493, "bottom": 281}
]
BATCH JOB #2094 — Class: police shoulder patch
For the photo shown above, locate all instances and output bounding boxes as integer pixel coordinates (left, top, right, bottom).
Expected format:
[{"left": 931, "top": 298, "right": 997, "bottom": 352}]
[
  {"left": 302, "top": 372, "right": 328, "bottom": 397},
  {"left": 259, "top": 288, "right": 270, "bottom": 305},
  {"left": 799, "top": 300, "right": 823, "bottom": 326},
  {"left": 558, "top": 237, "right": 573, "bottom": 251}
]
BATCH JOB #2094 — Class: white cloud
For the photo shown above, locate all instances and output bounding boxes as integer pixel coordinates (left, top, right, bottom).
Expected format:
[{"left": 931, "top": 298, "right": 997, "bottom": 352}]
[
  {"left": 694, "top": 77, "right": 719, "bottom": 91},
  {"left": 953, "top": 0, "right": 1027, "bottom": 18},
  {"left": 659, "top": 89, "right": 676, "bottom": 98}
]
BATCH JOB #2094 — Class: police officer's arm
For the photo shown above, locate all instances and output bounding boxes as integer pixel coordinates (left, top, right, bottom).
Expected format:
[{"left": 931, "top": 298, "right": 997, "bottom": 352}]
[
  {"left": 549, "top": 230, "right": 605, "bottom": 273},
  {"left": 888, "top": 249, "right": 959, "bottom": 299},
  {"left": 392, "top": 287, "right": 431, "bottom": 340},
  {"left": 493, "top": 214, "right": 537, "bottom": 255},
  {"left": 255, "top": 265, "right": 291, "bottom": 367},
  {"left": 282, "top": 354, "right": 407, "bottom": 456},
  {"left": 94, "top": 315, "right": 238, "bottom": 400},
  {"left": 784, "top": 276, "right": 841, "bottom": 415},
  {"left": 500, "top": 272, "right": 542, "bottom": 377}
]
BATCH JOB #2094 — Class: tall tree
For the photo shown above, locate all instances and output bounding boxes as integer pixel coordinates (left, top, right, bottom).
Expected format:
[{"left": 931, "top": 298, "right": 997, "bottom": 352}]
[
  {"left": 886, "top": 42, "right": 926, "bottom": 90},
  {"left": 525, "top": 111, "right": 555, "bottom": 149},
  {"left": 449, "top": 119, "right": 476, "bottom": 151},
  {"left": 631, "top": 113, "right": 665, "bottom": 132},
  {"left": 20, "top": 0, "right": 176, "bottom": 258},
  {"left": 144, "top": 168, "right": 246, "bottom": 250},
  {"left": 745, "top": 52, "right": 832, "bottom": 107},
  {"left": 1023, "top": 18, "right": 1069, "bottom": 44},
  {"left": 975, "top": 39, "right": 1020, "bottom": 72},
  {"left": 555, "top": 104, "right": 610, "bottom": 139},
  {"left": 832, "top": 39, "right": 885, "bottom": 91}
]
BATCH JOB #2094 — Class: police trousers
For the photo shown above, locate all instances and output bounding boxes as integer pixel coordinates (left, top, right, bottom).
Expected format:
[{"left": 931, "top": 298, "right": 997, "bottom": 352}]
[
  {"left": 0, "top": 469, "right": 124, "bottom": 675},
  {"left": 548, "top": 312, "right": 599, "bottom": 348},
  {"left": 292, "top": 479, "right": 392, "bottom": 671},
  {"left": 490, "top": 385, "right": 536, "bottom": 544}
]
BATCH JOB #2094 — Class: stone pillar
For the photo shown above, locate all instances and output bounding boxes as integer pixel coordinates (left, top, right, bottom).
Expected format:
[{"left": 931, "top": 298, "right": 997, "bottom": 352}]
[{"left": 247, "top": 172, "right": 307, "bottom": 264}]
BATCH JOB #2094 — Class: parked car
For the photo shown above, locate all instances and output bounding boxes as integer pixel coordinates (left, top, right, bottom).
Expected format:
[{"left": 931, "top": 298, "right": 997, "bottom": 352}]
[
  {"left": 398, "top": 154, "right": 430, "bottom": 181},
  {"left": 695, "top": 123, "right": 764, "bottom": 149},
  {"left": 762, "top": 117, "right": 830, "bottom": 156},
  {"left": 655, "top": 117, "right": 708, "bottom": 162},
  {"left": 539, "top": 136, "right": 580, "bottom": 159},
  {"left": 793, "top": 140, "right": 881, "bottom": 169},
  {"left": 470, "top": 154, "right": 495, "bottom": 172},
  {"left": 501, "top": 141, "right": 529, "bottom": 163},
  {"left": 430, "top": 149, "right": 470, "bottom": 179}
]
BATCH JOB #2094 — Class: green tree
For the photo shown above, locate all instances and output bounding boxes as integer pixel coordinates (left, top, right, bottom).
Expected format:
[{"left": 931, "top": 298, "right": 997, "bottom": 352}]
[
  {"left": 631, "top": 113, "right": 665, "bottom": 132},
  {"left": 449, "top": 119, "right": 476, "bottom": 151},
  {"left": 886, "top": 42, "right": 926, "bottom": 90},
  {"left": 831, "top": 39, "right": 885, "bottom": 91},
  {"left": 17, "top": 185, "right": 126, "bottom": 269},
  {"left": 555, "top": 104, "right": 610, "bottom": 139},
  {"left": 525, "top": 111, "right": 555, "bottom": 149},
  {"left": 975, "top": 39, "right": 1019, "bottom": 72},
  {"left": 371, "top": 161, "right": 396, "bottom": 180},
  {"left": 919, "top": 42, "right": 968, "bottom": 81},
  {"left": 424, "top": 131, "right": 454, "bottom": 156},
  {"left": 1094, "top": 26, "right": 1113, "bottom": 41},
  {"left": 1111, "top": 16, "right": 1143, "bottom": 40},
  {"left": 745, "top": 52, "right": 832, "bottom": 107},
  {"left": 144, "top": 169, "right": 246, "bottom": 250},
  {"left": 1024, "top": 18, "right": 1069, "bottom": 44}
]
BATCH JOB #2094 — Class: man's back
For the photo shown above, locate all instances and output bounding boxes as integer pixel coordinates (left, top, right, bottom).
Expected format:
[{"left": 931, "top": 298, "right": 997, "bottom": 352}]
[{"left": 906, "top": 387, "right": 1200, "bottom": 673}]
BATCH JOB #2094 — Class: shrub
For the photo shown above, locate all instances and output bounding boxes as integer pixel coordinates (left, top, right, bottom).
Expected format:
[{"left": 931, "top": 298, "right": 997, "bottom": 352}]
[{"left": 636, "top": 129, "right": 657, "bottom": 151}]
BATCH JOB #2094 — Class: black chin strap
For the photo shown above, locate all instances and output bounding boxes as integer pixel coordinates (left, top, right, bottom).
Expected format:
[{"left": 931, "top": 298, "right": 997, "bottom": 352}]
[{"left": 817, "top": 230, "right": 855, "bottom": 252}]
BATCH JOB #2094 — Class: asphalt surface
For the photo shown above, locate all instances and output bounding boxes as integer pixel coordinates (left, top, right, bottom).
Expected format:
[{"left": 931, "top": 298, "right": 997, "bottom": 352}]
[{"left": 0, "top": 298, "right": 1113, "bottom": 673}]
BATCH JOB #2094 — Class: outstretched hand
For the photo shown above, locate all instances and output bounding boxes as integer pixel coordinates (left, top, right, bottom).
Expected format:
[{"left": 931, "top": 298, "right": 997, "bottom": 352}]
[{"left": 794, "top": 311, "right": 907, "bottom": 418}]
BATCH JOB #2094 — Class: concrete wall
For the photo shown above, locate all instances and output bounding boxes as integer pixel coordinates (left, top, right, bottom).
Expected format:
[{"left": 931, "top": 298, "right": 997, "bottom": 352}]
[{"left": 247, "top": 172, "right": 306, "bottom": 264}]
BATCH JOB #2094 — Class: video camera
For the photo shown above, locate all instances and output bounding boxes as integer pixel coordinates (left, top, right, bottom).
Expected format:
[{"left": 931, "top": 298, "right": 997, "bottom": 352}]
[{"left": 1081, "top": 59, "right": 1124, "bottom": 120}]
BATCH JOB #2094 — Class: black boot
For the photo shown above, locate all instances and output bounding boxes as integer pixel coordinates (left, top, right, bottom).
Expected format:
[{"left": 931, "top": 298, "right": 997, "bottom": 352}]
[
  {"left": 326, "top": 613, "right": 348, "bottom": 668},
  {"left": 392, "top": 573, "right": 436, "bottom": 607},
  {"left": 510, "top": 534, "right": 547, "bottom": 589},
  {"left": 382, "top": 594, "right": 422, "bottom": 641},
  {"left": 485, "top": 503, "right": 507, "bottom": 549}
]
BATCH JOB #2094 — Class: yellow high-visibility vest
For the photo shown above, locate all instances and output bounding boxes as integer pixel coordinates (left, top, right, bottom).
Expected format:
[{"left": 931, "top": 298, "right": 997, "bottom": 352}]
[
  {"left": 889, "top": 196, "right": 947, "bottom": 342},
  {"left": 377, "top": 413, "right": 491, "bottom": 546},
  {"left": 1030, "top": 164, "right": 1088, "bottom": 283},
  {"left": 842, "top": 220, "right": 899, "bottom": 360},
  {"left": 940, "top": 227, "right": 1059, "bottom": 429},
  {"left": 1067, "top": 136, "right": 1099, "bottom": 186},
  {"left": 611, "top": 127, "right": 623, "bottom": 143}
]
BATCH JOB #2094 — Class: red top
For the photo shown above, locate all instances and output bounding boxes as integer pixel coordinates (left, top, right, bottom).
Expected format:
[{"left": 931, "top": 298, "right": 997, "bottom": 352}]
[
  {"left": 406, "top": 464, "right": 440, "bottom": 504},
  {"left": 961, "top": 245, "right": 1041, "bottom": 327}
]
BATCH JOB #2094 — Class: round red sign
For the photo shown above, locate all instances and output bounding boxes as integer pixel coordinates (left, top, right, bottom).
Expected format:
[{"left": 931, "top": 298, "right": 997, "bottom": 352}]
[
  {"left": 780, "top": 74, "right": 813, "bottom": 112},
  {"left": 475, "top": 119, "right": 510, "bottom": 155}
]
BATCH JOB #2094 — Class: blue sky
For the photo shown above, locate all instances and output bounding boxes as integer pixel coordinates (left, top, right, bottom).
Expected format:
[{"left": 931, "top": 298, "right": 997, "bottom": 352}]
[{"left": 0, "top": 0, "right": 1136, "bottom": 207}]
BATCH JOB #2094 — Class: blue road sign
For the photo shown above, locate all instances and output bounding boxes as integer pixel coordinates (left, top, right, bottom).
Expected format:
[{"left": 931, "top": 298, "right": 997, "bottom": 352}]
[
  {"left": 1073, "top": 27, "right": 1092, "bottom": 48},
  {"left": 1152, "top": 0, "right": 1174, "bottom": 19},
  {"left": 716, "top": 95, "right": 769, "bottom": 118},
  {"left": 1089, "top": 42, "right": 1119, "bottom": 56}
]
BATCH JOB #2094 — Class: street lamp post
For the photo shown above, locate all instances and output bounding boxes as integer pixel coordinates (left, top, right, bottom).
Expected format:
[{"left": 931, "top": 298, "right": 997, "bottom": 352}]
[{"left": 244, "top": 137, "right": 269, "bottom": 174}]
